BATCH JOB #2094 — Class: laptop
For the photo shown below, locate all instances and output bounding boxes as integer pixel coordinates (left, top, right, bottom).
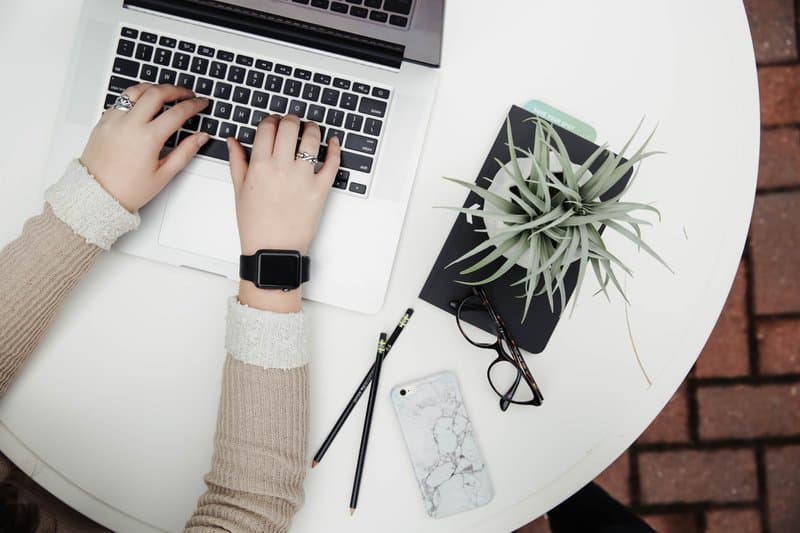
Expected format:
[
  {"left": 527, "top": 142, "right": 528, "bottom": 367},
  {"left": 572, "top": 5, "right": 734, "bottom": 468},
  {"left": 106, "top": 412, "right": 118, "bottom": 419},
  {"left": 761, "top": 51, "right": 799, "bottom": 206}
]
[{"left": 43, "top": 0, "right": 443, "bottom": 313}]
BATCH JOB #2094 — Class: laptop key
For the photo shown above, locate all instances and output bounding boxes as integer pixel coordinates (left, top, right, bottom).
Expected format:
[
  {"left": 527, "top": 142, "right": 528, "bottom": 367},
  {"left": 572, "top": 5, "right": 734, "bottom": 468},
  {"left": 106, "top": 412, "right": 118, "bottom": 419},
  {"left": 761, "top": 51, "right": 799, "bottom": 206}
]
[
  {"left": 196, "top": 77, "right": 213, "bottom": 95},
  {"left": 288, "top": 100, "right": 307, "bottom": 118},
  {"left": 364, "top": 0, "right": 381, "bottom": 7},
  {"left": 220, "top": 122, "right": 237, "bottom": 138},
  {"left": 198, "top": 45, "right": 215, "bottom": 57},
  {"left": 369, "top": 10, "right": 388, "bottom": 22},
  {"left": 307, "top": 104, "right": 325, "bottom": 122},
  {"left": 353, "top": 82, "right": 370, "bottom": 95},
  {"left": 217, "top": 50, "right": 235, "bottom": 62},
  {"left": 251, "top": 91, "right": 269, "bottom": 109},
  {"left": 345, "top": 132, "right": 377, "bottom": 154},
  {"left": 313, "top": 73, "right": 331, "bottom": 85},
  {"left": 383, "top": 0, "right": 412, "bottom": 14},
  {"left": 233, "top": 87, "right": 251, "bottom": 104},
  {"left": 269, "top": 95, "right": 288, "bottom": 113},
  {"left": 302, "top": 83, "right": 321, "bottom": 101},
  {"left": 341, "top": 150, "right": 373, "bottom": 173},
  {"left": 251, "top": 110, "right": 269, "bottom": 126},
  {"left": 177, "top": 73, "right": 195, "bottom": 89},
  {"left": 341, "top": 93, "right": 358, "bottom": 110},
  {"left": 246, "top": 70, "right": 265, "bottom": 88},
  {"left": 214, "top": 82, "right": 233, "bottom": 99},
  {"left": 358, "top": 97, "right": 387, "bottom": 117},
  {"left": 284, "top": 79, "right": 302, "bottom": 97},
  {"left": 266, "top": 75, "right": 284, "bottom": 92},
  {"left": 117, "top": 39, "right": 135, "bottom": 57},
  {"left": 371, "top": 86, "right": 390, "bottom": 99},
  {"left": 158, "top": 69, "right": 177, "bottom": 84},
  {"left": 255, "top": 59, "right": 273, "bottom": 71},
  {"left": 201, "top": 117, "right": 219, "bottom": 136},
  {"left": 184, "top": 115, "right": 201, "bottom": 131},
  {"left": 159, "top": 36, "right": 177, "bottom": 48},
  {"left": 214, "top": 101, "right": 232, "bottom": 119},
  {"left": 140, "top": 65, "right": 158, "bottom": 82},
  {"left": 326, "top": 128, "right": 345, "bottom": 144},
  {"left": 108, "top": 75, "right": 138, "bottom": 94},
  {"left": 331, "top": 1, "right": 348, "bottom": 13},
  {"left": 345, "top": 113, "right": 364, "bottom": 132},
  {"left": 275, "top": 64, "right": 292, "bottom": 75},
  {"left": 333, "top": 169, "right": 350, "bottom": 189},
  {"left": 364, "top": 117, "right": 382, "bottom": 136},
  {"left": 154, "top": 48, "right": 172, "bottom": 66},
  {"left": 294, "top": 68, "right": 312, "bottom": 80},
  {"left": 210, "top": 61, "right": 227, "bottom": 79},
  {"left": 198, "top": 138, "right": 229, "bottom": 160},
  {"left": 349, "top": 182, "right": 367, "bottom": 194},
  {"left": 233, "top": 106, "right": 251, "bottom": 124},
  {"left": 238, "top": 127, "right": 256, "bottom": 145},
  {"left": 113, "top": 58, "right": 139, "bottom": 78},
  {"left": 333, "top": 77, "right": 350, "bottom": 90},
  {"left": 191, "top": 57, "right": 209, "bottom": 75},
  {"left": 389, "top": 14, "right": 408, "bottom": 26},
  {"left": 179, "top": 41, "right": 196, "bottom": 53},
  {"left": 325, "top": 108, "right": 344, "bottom": 126},
  {"left": 104, "top": 93, "right": 117, "bottom": 109},
  {"left": 135, "top": 44, "right": 154, "bottom": 62},
  {"left": 236, "top": 54, "right": 254, "bottom": 66},
  {"left": 140, "top": 31, "right": 158, "bottom": 43},
  {"left": 121, "top": 27, "right": 138, "bottom": 39},
  {"left": 350, "top": 6, "right": 368, "bottom": 18},
  {"left": 311, "top": 0, "right": 329, "bottom": 8},
  {"left": 321, "top": 88, "right": 340, "bottom": 106},
  {"left": 172, "top": 52, "right": 191, "bottom": 70},
  {"left": 228, "top": 66, "right": 246, "bottom": 83}
]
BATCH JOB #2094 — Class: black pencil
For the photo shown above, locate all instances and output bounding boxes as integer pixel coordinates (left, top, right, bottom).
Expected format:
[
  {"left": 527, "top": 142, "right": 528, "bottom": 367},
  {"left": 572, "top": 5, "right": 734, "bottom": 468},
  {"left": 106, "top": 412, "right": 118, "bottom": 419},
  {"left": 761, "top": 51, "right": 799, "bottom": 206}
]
[
  {"left": 311, "top": 308, "right": 414, "bottom": 468},
  {"left": 349, "top": 333, "right": 387, "bottom": 515}
]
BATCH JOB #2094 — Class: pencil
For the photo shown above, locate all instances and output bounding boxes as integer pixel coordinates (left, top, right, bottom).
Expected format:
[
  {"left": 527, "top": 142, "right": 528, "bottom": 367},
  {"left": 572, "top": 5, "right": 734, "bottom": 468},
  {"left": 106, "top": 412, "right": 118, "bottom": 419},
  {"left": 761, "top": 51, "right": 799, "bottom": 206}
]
[
  {"left": 349, "top": 333, "right": 387, "bottom": 515},
  {"left": 312, "top": 308, "right": 414, "bottom": 468}
]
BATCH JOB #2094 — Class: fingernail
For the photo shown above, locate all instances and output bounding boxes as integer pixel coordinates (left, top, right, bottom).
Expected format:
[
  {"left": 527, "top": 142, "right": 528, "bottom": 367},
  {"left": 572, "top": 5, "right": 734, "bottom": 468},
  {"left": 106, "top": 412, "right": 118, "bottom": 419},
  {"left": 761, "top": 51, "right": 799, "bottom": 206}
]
[
  {"left": 197, "top": 133, "right": 210, "bottom": 147},
  {"left": 331, "top": 135, "right": 340, "bottom": 145}
]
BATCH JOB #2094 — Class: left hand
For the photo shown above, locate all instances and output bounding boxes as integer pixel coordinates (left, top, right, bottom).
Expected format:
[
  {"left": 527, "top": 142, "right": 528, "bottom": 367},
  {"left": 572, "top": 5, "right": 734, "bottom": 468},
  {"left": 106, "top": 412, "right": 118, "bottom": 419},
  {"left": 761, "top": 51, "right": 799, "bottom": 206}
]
[{"left": 80, "top": 83, "right": 210, "bottom": 212}]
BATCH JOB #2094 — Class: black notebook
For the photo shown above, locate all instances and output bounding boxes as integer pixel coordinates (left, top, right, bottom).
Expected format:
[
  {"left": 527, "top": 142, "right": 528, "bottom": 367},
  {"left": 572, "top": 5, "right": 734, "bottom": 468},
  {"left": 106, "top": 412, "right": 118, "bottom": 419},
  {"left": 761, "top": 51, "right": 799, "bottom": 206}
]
[{"left": 419, "top": 105, "right": 631, "bottom": 353}]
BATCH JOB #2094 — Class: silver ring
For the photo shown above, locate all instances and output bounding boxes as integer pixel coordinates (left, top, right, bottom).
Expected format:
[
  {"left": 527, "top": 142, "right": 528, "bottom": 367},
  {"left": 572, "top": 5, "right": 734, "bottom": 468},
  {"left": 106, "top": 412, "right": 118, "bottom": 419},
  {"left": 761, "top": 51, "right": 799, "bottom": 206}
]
[
  {"left": 295, "top": 151, "right": 318, "bottom": 166},
  {"left": 112, "top": 93, "right": 136, "bottom": 112}
]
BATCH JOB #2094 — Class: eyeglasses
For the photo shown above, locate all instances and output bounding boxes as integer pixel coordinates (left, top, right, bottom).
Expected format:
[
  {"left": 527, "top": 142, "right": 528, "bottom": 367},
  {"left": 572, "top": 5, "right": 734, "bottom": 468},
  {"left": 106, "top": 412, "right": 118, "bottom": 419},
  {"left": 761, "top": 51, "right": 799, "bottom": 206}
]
[{"left": 450, "top": 286, "right": 544, "bottom": 411}]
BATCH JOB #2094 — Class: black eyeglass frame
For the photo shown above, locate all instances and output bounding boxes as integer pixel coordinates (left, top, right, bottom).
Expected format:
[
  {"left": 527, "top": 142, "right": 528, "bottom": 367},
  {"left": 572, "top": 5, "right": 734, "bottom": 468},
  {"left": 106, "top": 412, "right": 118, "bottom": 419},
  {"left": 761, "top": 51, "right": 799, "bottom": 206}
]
[{"left": 451, "top": 286, "right": 544, "bottom": 410}]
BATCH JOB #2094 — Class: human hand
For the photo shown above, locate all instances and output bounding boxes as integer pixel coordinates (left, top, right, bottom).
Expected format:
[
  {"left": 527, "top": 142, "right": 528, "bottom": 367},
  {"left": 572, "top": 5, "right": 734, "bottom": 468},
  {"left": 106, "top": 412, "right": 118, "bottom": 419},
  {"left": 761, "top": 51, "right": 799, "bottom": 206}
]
[
  {"left": 80, "top": 84, "right": 210, "bottom": 212},
  {"left": 227, "top": 115, "right": 341, "bottom": 312}
]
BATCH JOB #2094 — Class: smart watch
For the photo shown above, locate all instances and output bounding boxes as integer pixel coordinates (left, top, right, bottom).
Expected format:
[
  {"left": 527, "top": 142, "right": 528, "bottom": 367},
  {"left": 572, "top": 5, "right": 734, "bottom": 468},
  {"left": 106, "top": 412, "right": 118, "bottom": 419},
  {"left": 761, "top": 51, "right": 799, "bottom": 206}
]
[{"left": 239, "top": 249, "right": 310, "bottom": 291}]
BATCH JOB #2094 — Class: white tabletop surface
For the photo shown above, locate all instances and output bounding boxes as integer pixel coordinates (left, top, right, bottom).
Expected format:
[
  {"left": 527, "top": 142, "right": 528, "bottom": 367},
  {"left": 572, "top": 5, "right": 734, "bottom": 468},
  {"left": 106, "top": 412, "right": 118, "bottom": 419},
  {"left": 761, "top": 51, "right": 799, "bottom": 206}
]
[{"left": 0, "top": 1, "right": 759, "bottom": 532}]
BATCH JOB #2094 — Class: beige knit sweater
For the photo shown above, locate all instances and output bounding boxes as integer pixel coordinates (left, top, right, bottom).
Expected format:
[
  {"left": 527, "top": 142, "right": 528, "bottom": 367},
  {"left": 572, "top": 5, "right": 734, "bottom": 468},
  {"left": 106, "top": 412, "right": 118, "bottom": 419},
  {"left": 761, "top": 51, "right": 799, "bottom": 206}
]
[{"left": 0, "top": 162, "right": 309, "bottom": 532}]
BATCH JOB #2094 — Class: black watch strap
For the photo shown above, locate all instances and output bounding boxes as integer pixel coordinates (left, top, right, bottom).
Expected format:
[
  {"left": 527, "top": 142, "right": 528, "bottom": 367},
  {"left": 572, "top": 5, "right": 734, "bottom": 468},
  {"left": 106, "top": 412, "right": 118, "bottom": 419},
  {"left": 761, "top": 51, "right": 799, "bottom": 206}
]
[{"left": 239, "top": 250, "right": 310, "bottom": 289}]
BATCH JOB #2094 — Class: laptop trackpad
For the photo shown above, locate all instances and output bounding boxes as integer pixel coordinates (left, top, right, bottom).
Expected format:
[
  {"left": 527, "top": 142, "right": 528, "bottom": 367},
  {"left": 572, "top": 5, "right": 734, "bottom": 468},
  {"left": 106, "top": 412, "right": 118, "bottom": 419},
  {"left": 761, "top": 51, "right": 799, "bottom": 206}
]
[{"left": 158, "top": 174, "right": 239, "bottom": 263}]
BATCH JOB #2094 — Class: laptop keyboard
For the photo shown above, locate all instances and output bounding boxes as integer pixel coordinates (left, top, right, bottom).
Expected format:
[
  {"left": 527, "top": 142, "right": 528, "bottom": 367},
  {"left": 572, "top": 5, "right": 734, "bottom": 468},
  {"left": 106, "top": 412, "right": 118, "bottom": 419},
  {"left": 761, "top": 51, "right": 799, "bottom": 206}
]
[
  {"left": 105, "top": 26, "right": 393, "bottom": 197},
  {"left": 287, "top": 0, "right": 414, "bottom": 29}
]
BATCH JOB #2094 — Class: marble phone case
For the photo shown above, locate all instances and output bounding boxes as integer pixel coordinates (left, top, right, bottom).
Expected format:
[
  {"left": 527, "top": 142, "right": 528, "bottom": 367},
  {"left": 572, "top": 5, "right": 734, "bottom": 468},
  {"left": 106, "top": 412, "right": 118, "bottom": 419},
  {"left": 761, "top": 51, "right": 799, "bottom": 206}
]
[{"left": 390, "top": 371, "right": 493, "bottom": 518}]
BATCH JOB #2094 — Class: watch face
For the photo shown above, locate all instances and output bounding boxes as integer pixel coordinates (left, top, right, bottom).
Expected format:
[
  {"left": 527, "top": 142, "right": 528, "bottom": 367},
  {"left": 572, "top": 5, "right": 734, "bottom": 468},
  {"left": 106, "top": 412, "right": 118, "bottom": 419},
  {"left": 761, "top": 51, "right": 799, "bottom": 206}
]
[{"left": 257, "top": 251, "right": 301, "bottom": 289}]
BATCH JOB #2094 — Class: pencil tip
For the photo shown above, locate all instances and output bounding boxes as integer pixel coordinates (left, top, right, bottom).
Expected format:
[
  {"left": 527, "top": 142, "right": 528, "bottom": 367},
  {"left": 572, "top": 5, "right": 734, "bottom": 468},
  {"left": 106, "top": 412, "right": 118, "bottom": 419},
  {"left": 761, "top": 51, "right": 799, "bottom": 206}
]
[
  {"left": 349, "top": 508, "right": 355, "bottom": 515},
  {"left": 311, "top": 460, "right": 318, "bottom": 468}
]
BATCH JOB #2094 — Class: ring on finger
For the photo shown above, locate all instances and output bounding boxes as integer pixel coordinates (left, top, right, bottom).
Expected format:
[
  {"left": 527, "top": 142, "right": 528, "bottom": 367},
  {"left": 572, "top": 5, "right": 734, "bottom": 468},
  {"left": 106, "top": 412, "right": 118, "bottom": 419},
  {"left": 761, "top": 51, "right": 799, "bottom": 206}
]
[
  {"left": 111, "top": 93, "right": 136, "bottom": 112},
  {"left": 295, "top": 151, "right": 318, "bottom": 166}
]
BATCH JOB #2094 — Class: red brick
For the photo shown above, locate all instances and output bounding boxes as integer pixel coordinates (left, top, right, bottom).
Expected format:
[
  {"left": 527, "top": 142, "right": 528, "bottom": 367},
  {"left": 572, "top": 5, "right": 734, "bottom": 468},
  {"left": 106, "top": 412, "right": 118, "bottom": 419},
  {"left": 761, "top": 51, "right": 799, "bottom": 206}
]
[
  {"left": 516, "top": 516, "right": 550, "bottom": 533},
  {"left": 750, "top": 192, "right": 800, "bottom": 315},
  {"left": 759, "top": 67, "right": 800, "bottom": 126},
  {"left": 638, "top": 384, "right": 689, "bottom": 443},
  {"left": 638, "top": 449, "right": 757, "bottom": 504},
  {"left": 706, "top": 509, "right": 762, "bottom": 533},
  {"left": 765, "top": 445, "right": 800, "bottom": 533},
  {"left": 594, "top": 452, "right": 630, "bottom": 504},
  {"left": 758, "top": 128, "right": 800, "bottom": 190},
  {"left": 698, "top": 383, "right": 800, "bottom": 439},
  {"left": 744, "top": 0, "right": 798, "bottom": 63},
  {"left": 758, "top": 319, "right": 800, "bottom": 374},
  {"left": 643, "top": 513, "right": 698, "bottom": 533},
  {"left": 695, "top": 262, "right": 750, "bottom": 377}
]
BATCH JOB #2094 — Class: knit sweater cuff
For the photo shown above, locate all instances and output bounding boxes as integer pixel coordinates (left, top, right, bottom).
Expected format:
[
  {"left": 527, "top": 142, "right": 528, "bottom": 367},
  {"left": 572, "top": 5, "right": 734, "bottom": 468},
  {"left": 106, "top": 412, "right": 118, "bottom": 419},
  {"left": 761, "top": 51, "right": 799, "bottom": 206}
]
[
  {"left": 225, "top": 296, "right": 309, "bottom": 369},
  {"left": 45, "top": 159, "right": 141, "bottom": 250}
]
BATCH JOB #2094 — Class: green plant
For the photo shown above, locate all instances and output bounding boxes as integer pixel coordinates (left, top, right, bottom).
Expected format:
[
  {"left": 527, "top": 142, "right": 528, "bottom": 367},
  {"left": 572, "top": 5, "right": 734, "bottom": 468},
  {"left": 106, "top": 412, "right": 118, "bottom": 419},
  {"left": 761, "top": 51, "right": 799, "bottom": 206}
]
[{"left": 442, "top": 117, "right": 671, "bottom": 322}]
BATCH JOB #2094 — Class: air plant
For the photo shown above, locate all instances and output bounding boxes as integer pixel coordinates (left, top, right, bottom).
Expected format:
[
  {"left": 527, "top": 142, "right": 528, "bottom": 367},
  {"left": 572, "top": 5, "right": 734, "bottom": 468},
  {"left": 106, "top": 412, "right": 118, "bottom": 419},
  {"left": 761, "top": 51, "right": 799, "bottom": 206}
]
[{"left": 442, "top": 117, "right": 671, "bottom": 322}]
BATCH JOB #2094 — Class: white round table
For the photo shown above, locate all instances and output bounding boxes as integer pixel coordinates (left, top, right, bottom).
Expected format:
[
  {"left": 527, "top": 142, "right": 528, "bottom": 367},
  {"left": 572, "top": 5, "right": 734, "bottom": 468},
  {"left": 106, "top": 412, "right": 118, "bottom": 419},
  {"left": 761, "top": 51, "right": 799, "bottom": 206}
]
[{"left": 0, "top": 1, "right": 759, "bottom": 532}]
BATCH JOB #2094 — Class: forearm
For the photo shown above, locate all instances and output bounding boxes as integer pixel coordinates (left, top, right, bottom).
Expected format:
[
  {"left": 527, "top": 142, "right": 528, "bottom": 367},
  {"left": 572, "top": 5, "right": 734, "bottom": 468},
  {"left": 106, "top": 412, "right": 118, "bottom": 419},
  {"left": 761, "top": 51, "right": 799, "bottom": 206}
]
[
  {"left": 0, "top": 161, "right": 139, "bottom": 396},
  {"left": 186, "top": 298, "right": 309, "bottom": 533}
]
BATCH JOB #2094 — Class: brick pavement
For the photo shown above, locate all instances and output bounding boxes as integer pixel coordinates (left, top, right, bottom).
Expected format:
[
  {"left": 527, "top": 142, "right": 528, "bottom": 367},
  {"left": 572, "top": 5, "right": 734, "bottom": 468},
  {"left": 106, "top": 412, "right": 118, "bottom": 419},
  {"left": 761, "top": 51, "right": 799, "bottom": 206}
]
[{"left": 518, "top": 1, "right": 800, "bottom": 532}]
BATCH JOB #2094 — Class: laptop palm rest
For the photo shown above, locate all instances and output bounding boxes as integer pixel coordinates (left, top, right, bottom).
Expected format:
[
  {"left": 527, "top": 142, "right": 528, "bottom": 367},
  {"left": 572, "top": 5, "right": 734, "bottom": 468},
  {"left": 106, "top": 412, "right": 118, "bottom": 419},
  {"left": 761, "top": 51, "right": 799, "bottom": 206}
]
[{"left": 158, "top": 174, "right": 239, "bottom": 265}]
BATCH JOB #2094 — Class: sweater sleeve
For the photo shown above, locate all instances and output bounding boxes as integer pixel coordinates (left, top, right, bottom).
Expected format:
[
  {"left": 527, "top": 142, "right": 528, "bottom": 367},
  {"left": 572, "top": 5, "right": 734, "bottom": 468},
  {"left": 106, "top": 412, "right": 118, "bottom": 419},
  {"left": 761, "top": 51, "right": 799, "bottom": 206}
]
[
  {"left": 0, "top": 160, "right": 140, "bottom": 395},
  {"left": 185, "top": 298, "right": 310, "bottom": 533}
]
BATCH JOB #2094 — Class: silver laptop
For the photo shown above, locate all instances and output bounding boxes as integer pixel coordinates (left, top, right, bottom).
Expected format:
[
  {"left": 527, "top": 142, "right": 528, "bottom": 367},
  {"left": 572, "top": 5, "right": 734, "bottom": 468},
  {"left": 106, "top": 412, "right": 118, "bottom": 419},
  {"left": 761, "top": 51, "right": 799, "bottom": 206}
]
[{"left": 43, "top": 0, "right": 443, "bottom": 313}]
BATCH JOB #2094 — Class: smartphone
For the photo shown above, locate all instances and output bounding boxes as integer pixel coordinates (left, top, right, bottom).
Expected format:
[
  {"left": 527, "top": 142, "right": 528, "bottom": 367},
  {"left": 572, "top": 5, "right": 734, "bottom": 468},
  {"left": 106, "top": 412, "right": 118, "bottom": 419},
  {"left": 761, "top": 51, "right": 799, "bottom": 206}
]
[{"left": 390, "top": 371, "right": 494, "bottom": 518}]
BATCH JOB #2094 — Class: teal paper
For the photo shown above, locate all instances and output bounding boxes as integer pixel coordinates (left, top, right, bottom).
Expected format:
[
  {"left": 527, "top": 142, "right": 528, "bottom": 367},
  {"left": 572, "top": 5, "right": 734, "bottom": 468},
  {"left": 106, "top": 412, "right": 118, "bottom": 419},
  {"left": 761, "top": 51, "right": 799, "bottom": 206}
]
[{"left": 523, "top": 100, "right": 597, "bottom": 142}]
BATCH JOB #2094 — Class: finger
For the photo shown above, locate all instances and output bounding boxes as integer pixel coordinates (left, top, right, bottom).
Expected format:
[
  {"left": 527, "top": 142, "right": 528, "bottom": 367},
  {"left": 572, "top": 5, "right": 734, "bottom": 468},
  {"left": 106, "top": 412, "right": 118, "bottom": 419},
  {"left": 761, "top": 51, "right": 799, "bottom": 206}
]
[
  {"left": 273, "top": 114, "right": 302, "bottom": 161},
  {"left": 130, "top": 84, "right": 195, "bottom": 122},
  {"left": 155, "top": 132, "right": 210, "bottom": 183},
  {"left": 250, "top": 114, "right": 279, "bottom": 165},
  {"left": 150, "top": 97, "right": 209, "bottom": 141},
  {"left": 227, "top": 137, "right": 249, "bottom": 194},
  {"left": 316, "top": 135, "right": 341, "bottom": 189},
  {"left": 297, "top": 121, "right": 322, "bottom": 165}
]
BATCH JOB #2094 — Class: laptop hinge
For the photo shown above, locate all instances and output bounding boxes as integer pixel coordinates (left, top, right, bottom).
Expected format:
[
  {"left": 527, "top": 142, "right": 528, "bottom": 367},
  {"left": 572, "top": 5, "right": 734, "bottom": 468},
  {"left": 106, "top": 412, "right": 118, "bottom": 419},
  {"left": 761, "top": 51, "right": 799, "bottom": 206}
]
[{"left": 123, "top": 0, "right": 404, "bottom": 69}]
